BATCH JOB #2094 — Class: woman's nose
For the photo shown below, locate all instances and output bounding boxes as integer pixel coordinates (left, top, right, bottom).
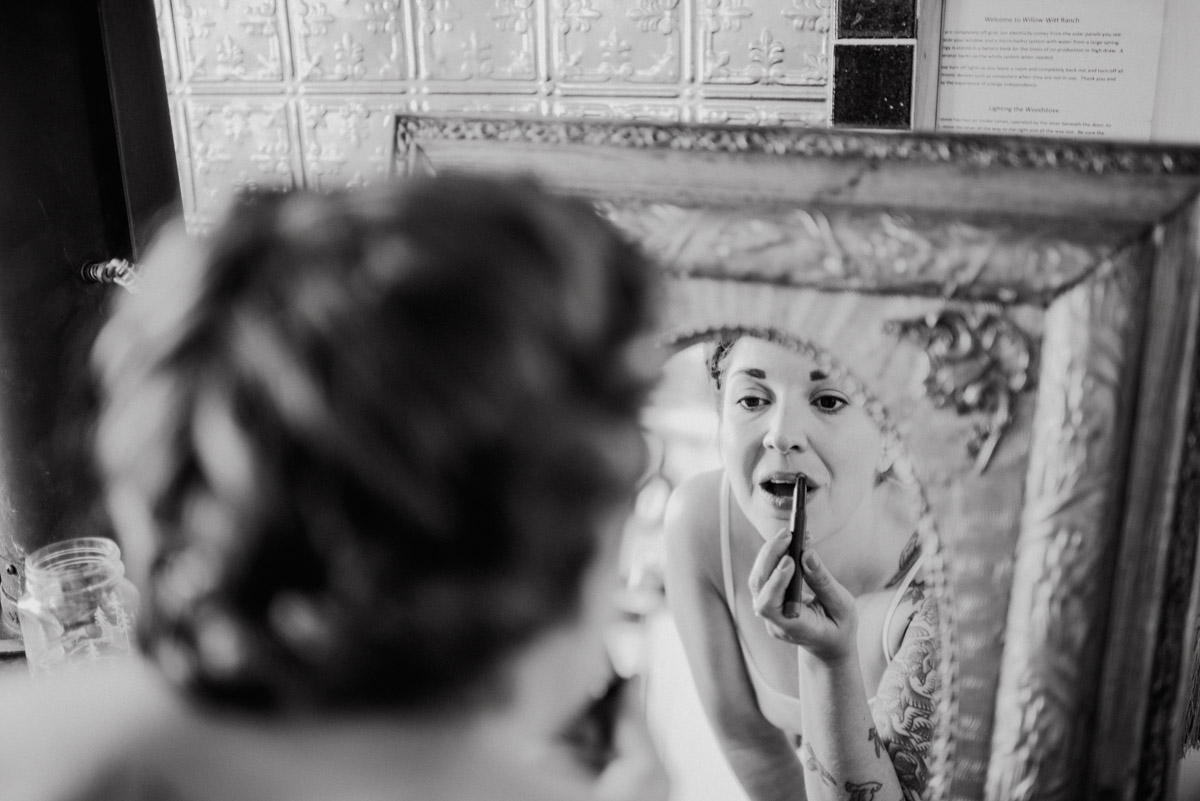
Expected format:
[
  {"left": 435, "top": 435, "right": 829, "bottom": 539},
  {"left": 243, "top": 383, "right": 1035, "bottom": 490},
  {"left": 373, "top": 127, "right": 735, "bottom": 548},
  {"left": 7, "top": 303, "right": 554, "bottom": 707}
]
[{"left": 762, "top": 405, "right": 810, "bottom": 453}]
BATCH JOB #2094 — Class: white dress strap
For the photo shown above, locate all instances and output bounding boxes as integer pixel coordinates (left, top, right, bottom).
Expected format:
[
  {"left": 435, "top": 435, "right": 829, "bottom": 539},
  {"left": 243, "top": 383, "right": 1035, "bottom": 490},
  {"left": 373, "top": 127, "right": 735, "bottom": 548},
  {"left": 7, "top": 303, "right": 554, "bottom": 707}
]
[
  {"left": 718, "top": 478, "right": 736, "bottom": 616},
  {"left": 881, "top": 550, "right": 927, "bottom": 663}
]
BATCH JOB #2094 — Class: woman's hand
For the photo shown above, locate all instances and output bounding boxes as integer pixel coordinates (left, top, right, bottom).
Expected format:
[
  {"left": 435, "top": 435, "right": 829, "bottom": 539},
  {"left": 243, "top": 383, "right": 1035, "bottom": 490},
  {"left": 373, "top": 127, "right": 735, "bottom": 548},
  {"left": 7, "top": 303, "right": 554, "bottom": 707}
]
[{"left": 748, "top": 528, "right": 858, "bottom": 665}]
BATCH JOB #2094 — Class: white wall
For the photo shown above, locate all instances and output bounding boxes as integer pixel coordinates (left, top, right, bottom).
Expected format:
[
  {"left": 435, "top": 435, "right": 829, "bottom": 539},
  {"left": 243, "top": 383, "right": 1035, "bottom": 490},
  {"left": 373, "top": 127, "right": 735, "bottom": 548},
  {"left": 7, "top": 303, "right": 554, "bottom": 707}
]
[{"left": 1152, "top": 0, "right": 1200, "bottom": 143}]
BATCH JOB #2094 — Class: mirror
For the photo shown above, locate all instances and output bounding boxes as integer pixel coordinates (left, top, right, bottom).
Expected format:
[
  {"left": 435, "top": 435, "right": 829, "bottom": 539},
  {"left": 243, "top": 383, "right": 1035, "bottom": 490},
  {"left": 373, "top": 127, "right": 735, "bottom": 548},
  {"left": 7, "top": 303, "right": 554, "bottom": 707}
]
[
  {"left": 392, "top": 114, "right": 1200, "bottom": 801},
  {"left": 637, "top": 326, "right": 944, "bottom": 801},
  {"left": 633, "top": 292, "right": 1034, "bottom": 801}
]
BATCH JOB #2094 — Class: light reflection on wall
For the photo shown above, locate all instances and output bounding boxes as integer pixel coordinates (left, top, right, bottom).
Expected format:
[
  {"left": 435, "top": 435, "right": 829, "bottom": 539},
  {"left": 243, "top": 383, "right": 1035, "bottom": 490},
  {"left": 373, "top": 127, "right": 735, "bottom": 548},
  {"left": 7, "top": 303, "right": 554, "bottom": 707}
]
[{"left": 618, "top": 344, "right": 720, "bottom": 616}]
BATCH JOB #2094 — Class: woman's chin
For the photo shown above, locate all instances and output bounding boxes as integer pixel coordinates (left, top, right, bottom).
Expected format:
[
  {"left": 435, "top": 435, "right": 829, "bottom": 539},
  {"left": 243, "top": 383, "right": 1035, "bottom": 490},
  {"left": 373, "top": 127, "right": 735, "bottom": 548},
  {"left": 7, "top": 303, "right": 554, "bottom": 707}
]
[
  {"left": 748, "top": 508, "right": 788, "bottom": 540},
  {"left": 749, "top": 499, "right": 822, "bottom": 542}
]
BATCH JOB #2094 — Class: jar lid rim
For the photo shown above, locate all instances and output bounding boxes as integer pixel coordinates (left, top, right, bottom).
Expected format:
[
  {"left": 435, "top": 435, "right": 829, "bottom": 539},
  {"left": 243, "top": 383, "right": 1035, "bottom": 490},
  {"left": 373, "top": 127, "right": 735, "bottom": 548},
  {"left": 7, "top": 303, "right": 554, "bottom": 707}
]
[{"left": 24, "top": 537, "right": 124, "bottom": 579}]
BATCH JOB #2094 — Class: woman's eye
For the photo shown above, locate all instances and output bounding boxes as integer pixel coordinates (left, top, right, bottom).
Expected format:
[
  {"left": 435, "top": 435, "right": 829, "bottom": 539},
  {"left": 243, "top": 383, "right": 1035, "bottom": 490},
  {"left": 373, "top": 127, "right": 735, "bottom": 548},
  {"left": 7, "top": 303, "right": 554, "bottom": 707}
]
[
  {"left": 736, "top": 395, "right": 769, "bottom": 411},
  {"left": 812, "top": 393, "right": 848, "bottom": 413}
]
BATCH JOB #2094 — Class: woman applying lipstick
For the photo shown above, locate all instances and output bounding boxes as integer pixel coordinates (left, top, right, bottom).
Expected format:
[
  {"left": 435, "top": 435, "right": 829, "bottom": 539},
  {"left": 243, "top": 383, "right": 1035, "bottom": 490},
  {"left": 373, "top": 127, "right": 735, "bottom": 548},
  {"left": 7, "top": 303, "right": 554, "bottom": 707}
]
[{"left": 663, "top": 332, "right": 938, "bottom": 801}]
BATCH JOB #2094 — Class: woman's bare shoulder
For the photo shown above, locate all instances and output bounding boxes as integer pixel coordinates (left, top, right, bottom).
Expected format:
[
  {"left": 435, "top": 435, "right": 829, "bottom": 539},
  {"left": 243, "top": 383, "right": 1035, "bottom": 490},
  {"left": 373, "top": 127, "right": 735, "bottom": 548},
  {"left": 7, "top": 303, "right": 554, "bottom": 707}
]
[
  {"left": 881, "top": 563, "right": 934, "bottom": 658},
  {"left": 664, "top": 470, "right": 723, "bottom": 527},
  {"left": 662, "top": 469, "right": 724, "bottom": 566}
]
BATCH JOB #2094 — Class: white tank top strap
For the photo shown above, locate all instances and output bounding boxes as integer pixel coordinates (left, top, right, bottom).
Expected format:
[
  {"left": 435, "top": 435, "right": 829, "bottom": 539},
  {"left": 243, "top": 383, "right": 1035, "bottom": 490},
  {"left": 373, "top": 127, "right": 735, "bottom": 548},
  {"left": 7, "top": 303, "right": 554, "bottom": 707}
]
[
  {"left": 718, "top": 476, "right": 808, "bottom": 733},
  {"left": 881, "top": 550, "right": 928, "bottom": 663},
  {"left": 718, "top": 478, "right": 737, "bottom": 617}
]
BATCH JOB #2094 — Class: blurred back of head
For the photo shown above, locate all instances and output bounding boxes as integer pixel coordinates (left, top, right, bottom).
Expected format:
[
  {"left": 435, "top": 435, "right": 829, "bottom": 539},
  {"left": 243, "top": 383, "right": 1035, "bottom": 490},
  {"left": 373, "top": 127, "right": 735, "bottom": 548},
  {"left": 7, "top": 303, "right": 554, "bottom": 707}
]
[{"left": 92, "top": 173, "right": 658, "bottom": 714}]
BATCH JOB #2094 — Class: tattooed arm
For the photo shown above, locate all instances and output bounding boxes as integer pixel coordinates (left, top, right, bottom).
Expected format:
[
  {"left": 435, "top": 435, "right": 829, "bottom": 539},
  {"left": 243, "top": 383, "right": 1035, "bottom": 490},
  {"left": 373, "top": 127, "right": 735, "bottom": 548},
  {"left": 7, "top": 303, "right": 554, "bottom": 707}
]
[
  {"left": 750, "top": 540, "right": 937, "bottom": 801},
  {"left": 793, "top": 644, "right": 902, "bottom": 801},
  {"left": 871, "top": 586, "right": 939, "bottom": 801}
]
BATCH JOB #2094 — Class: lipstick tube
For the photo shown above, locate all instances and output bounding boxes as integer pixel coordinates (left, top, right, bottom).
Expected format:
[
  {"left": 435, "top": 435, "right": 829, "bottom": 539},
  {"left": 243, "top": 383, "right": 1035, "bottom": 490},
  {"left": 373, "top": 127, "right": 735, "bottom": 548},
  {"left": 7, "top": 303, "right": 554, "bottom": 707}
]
[{"left": 784, "top": 474, "right": 807, "bottom": 610}]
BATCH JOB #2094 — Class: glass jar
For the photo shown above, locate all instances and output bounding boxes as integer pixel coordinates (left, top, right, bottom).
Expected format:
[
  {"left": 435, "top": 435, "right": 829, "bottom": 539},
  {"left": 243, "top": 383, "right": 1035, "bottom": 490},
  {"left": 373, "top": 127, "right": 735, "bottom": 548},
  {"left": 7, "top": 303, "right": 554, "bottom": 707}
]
[{"left": 16, "top": 537, "right": 140, "bottom": 676}]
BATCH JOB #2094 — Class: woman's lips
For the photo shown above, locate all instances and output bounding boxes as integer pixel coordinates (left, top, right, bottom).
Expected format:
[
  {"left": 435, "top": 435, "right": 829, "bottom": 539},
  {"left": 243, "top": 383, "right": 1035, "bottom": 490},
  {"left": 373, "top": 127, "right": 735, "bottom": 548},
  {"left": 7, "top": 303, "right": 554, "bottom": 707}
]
[
  {"left": 758, "top": 480, "right": 818, "bottom": 510},
  {"left": 759, "top": 474, "right": 817, "bottom": 495}
]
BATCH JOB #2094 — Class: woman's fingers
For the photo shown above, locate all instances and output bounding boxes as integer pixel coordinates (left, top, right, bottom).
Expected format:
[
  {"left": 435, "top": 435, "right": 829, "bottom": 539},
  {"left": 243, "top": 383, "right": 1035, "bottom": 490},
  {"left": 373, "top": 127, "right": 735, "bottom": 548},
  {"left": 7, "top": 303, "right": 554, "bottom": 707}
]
[
  {"left": 763, "top": 618, "right": 806, "bottom": 643},
  {"left": 751, "top": 548, "right": 859, "bottom": 661},
  {"left": 759, "top": 586, "right": 833, "bottom": 647},
  {"left": 747, "top": 528, "right": 792, "bottom": 596},
  {"left": 751, "top": 555, "right": 793, "bottom": 619},
  {"left": 799, "top": 549, "right": 855, "bottom": 623}
]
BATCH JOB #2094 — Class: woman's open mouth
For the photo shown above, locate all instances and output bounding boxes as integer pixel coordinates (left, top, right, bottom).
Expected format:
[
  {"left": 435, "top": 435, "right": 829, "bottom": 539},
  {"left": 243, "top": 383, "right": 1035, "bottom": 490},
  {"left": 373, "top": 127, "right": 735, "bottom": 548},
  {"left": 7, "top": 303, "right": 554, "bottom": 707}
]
[{"left": 758, "top": 473, "right": 817, "bottom": 509}]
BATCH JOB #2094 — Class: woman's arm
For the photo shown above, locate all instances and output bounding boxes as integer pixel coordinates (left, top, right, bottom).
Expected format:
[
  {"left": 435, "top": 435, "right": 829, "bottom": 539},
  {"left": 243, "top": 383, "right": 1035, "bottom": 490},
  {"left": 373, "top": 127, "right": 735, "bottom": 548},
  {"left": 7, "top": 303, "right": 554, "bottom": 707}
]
[
  {"left": 663, "top": 473, "right": 807, "bottom": 801},
  {"left": 871, "top": 584, "right": 939, "bottom": 801},
  {"left": 751, "top": 538, "right": 936, "bottom": 801}
]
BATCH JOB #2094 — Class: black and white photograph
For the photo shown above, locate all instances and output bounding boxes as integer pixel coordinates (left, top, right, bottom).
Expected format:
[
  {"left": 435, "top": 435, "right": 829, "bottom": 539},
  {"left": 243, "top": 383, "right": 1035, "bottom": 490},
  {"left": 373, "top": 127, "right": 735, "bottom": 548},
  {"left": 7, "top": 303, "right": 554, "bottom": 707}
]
[{"left": 0, "top": 2, "right": 1198, "bottom": 800}]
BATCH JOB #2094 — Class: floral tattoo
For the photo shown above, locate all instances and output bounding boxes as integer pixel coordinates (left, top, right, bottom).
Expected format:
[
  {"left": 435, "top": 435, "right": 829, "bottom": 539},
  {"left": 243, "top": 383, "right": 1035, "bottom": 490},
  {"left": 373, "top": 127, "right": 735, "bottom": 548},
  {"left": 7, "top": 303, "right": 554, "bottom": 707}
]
[{"left": 871, "top": 593, "right": 940, "bottom": 801}]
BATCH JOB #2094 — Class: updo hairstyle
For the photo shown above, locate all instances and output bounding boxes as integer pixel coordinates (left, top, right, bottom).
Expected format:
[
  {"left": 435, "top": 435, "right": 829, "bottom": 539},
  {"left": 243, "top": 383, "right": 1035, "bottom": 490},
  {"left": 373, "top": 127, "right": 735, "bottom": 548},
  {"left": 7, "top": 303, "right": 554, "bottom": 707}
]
[{"left": 92, "top": 174, "right": 658, "bottom": 712}]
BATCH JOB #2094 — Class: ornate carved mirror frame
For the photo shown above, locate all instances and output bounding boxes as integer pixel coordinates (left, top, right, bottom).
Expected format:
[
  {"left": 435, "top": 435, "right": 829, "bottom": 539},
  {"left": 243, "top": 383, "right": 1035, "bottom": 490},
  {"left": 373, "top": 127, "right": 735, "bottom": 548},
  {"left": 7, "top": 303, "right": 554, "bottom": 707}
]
[{"left": 392, "top": 115, "right": 1200, "bottom": 801}]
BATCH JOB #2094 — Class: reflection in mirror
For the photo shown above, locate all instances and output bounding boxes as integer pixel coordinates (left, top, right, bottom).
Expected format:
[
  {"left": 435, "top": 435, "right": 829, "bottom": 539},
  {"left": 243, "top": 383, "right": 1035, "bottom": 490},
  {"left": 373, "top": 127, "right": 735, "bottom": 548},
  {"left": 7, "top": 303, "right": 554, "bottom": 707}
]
[
  {"left": 392, "top": 112, "right": 1200, "bottom": 801},
  {"left": 637, "top": 329, "right": 941, "bottom": 801}
]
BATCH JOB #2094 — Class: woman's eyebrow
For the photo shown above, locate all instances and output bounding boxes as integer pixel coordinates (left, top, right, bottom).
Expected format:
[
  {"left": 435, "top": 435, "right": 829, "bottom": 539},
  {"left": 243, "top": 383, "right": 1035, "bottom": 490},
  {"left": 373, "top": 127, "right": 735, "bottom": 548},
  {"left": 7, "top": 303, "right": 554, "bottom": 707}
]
[{"left": 733, "top": 368, "right": 828, "bottom": 381}]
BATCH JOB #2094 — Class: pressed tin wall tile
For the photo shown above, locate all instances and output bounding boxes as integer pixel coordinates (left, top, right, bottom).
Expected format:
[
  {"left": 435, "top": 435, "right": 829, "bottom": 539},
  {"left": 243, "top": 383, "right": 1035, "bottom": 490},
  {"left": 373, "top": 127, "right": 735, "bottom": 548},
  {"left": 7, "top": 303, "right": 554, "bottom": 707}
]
[
  {"left": 300, "top": 98, "right": 407, "bottom": 190},
  {"left": 175, "top": 0, "right": 290, "bottom": 82},
  {"left": 552, "top": 98, "right": 683, "bottom": 122},
  {"left": 413, "top": 94, "right": 544, "bottom": 117},
  {"left": 551, "top": 0, "right": 684, "bottom": 86},
  {"left": 697, "top": 100, "right": 827, "bottom": 126},
  {"left": 415, "top": 0, "right": 539, "bottom": 82},
  {"left": 185, "top": 97, "right": 299, "bottom": 211},
  {"left": 157, "top": 0, "right": 919, "bottom": 228},
  {"left": 288, "top": 1, "right": 409, "bottom": 82},
  {"left": 698, "top": 0, "right": 831, "bottom": 87}
]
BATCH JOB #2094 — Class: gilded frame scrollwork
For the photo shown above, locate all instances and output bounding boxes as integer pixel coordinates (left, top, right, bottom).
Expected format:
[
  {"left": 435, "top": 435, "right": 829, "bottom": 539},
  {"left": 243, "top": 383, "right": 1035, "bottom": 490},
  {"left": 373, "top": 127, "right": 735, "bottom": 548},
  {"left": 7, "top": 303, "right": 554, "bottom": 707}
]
[{"left": 392, "top": 115, "right": 1200, "bottom": 801}]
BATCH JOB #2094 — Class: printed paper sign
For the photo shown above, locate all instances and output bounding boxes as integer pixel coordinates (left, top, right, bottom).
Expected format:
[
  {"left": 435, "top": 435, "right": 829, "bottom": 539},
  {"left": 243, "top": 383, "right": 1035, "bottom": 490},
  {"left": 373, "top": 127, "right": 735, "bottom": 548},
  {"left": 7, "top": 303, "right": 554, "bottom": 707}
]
[{"left": 937, "top": 0, "right": 1166, "bottom": 140}]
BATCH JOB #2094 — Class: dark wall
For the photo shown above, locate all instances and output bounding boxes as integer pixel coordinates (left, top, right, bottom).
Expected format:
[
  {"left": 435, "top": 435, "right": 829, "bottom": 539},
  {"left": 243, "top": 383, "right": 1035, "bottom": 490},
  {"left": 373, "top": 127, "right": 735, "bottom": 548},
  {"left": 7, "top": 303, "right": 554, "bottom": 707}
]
[{"left": 0, "top": 0, "right": 178, "bottom": 558}]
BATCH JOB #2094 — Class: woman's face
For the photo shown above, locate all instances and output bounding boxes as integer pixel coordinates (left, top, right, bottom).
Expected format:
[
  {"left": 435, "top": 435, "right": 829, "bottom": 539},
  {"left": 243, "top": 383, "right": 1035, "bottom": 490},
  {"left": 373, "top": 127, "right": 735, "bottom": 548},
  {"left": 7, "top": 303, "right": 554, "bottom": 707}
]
[{"left": 718, "top": 338, "right": 882, "bottom": 546}]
